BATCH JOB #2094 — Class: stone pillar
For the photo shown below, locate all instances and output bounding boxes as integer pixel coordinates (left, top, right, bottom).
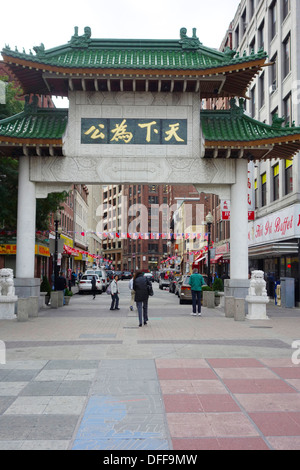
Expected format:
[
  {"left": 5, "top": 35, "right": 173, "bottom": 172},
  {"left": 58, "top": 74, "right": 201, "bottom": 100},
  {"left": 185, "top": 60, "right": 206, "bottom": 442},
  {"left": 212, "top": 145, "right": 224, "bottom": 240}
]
[
  {"left": 225, "top": 159, "right": 250, "bottom": 309},
  {"left": 15, "top": 156, "right": 40, "bottom": 299}
]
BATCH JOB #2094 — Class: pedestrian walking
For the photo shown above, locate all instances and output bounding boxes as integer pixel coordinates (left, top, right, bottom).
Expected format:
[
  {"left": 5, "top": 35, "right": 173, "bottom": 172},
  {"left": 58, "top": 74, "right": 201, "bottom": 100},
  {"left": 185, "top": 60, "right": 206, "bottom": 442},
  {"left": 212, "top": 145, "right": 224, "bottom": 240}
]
[
  {"left": 91, "top": 275, "right": 97, "bottom": 299},
  {"left": 56, "top": 271, "right": 67, "bottom": 305},
  {"left": 133, "top": 271, "right": 151, "bottom": 327},
  {"left": 110, "top": 274, "right": 120, "bottom": 310},
  {"left": 129, "top": 277, "right": 135, "bottom": 311},
  {"left": 188, "top": 268, "right": 205, "bottom": 316}
]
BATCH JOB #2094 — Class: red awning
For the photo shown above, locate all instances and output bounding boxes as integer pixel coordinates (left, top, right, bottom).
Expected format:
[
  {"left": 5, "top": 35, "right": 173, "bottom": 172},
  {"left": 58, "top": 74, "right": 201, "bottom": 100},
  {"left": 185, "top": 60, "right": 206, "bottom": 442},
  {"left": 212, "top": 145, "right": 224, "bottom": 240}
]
[
  {"left": 193, "top": 255, "right": 206, "bottom": 265},
  {"left": 210, "top": 254, "right": 223, "bottom": 264}
]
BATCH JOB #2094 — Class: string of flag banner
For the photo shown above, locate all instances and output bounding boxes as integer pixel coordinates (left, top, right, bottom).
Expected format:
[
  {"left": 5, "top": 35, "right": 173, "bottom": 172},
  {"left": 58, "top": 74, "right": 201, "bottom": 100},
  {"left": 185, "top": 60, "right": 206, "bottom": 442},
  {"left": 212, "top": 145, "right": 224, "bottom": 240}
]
[{"left": 0, "top": 230, "right": 206, "bottom": 240}]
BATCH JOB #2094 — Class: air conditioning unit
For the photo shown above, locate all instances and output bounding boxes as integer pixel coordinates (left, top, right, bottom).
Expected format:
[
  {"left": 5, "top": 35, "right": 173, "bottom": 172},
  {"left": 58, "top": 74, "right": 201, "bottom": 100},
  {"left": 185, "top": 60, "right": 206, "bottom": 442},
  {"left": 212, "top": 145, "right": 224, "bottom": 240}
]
[{"left": 269, "top": 84, "right": 276, "bottom": 94}]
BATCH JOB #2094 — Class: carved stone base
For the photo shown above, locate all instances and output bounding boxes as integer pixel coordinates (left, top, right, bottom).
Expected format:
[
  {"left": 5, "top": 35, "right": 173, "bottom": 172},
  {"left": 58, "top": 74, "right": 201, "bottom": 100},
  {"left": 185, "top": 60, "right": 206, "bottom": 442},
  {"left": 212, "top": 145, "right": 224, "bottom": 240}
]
[{"left": 0, "top": 296, "right": 18, "bottom": 319}]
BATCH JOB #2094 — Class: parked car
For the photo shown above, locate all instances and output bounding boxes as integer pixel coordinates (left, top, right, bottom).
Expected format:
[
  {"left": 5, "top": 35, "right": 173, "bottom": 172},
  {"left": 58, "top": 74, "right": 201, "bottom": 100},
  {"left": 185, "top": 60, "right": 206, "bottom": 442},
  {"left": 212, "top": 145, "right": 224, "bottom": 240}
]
[
  {"left": 106, "top": 270, "right": 115, "bottom": 280},
  {"left": 158, "top": 269, "right": 177, "bottom": 290},
  {"left": 176, "top": 274, "right": 208, "bottom": 304},
  {"left": 176, "top": 275, "right": 192, "bottom": 304},
  {"left": 85, "top": 269, "right": 108, "bottom": 292},
  {"left": 169, "top": 275, "right": 180, "bottom": 293},
  {"left": 114, "top": 271, "right": 123, "bottom": 278},
  {"left": 78, "top": 274, "right": 103, "bottom": 294},
  {"left": 121, "top": 271, "right": 132, "bottom": 280},
  {"left": 144, "top": 272, "right": 154, "bottom": 282}
]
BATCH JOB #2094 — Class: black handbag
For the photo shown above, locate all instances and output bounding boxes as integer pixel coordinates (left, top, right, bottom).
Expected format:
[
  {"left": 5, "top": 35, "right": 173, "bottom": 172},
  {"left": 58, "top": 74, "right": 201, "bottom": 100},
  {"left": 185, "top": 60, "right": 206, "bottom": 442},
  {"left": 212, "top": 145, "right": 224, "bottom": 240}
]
[{"left": 147, "top": 281, "right": 154, "bottom": 296}]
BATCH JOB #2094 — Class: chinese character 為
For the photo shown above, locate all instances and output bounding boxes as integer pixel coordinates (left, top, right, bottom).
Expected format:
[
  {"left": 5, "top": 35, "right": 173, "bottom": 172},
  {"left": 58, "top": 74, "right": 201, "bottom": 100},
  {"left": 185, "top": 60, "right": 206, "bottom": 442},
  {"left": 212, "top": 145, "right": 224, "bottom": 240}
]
[{"left": 110, "top": 119, "right": 133, "bottom": 144}]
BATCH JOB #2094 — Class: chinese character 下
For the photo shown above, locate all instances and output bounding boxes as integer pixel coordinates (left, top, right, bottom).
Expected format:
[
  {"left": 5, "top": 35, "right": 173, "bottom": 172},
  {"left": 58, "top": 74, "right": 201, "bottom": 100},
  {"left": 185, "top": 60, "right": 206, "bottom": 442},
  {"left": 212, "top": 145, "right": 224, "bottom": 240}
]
[{"left": 138, "top": 121, "right": 159, "bottom": 142}]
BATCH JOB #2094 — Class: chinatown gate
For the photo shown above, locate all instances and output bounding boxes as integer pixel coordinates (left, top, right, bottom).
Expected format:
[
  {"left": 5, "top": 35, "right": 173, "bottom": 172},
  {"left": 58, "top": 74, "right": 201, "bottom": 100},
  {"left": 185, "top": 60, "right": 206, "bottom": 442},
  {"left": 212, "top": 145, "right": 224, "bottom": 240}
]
[{"left": 1, "top": 27, "right": 300, "bottom": 303}]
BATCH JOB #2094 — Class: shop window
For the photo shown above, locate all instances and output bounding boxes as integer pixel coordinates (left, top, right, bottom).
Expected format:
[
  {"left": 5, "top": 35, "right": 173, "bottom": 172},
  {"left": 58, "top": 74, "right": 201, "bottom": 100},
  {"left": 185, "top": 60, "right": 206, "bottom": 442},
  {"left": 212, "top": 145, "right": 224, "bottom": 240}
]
[
  {"left": 254, "top": 179, "right": 258, "bottom": 209},
  {"left": 273, "top": 164, "right": 279, "bottom": 201},
  {"left": 285, "top": 159, "right": 293, "bottom": 195},
  {"left": 261, "top": 173, "right": 267, "bottom": 207}
]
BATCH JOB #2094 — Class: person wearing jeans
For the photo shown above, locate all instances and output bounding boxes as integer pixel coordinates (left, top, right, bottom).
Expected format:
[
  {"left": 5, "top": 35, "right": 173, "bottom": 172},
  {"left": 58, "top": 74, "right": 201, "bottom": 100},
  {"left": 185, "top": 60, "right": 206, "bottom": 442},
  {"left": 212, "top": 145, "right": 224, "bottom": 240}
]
[
  {"left": 188, "top": 269, "right": 205, "bottom": 316},
  {"left": 133, "top": 271, "right": 151, "bottom": 327},
  {"left": 110, "top": 275, "right": 120, "bottom": 310}
]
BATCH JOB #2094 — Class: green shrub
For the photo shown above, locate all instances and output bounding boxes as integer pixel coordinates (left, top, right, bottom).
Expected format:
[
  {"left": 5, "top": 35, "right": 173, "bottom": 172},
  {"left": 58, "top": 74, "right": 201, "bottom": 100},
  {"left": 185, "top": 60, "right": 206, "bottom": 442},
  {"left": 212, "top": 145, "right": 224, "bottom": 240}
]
[
  {"left": 65, "top": 288, "right": 73, "bottom": 296},
  {"left": 212, "top": 277, "right": 224, "bottom": 292},
  {"left": 202, "top": 285, "right": 212, "bottom": 291},
  {"left": 40, "top": 276, "right": 51, "bottom": 295}
]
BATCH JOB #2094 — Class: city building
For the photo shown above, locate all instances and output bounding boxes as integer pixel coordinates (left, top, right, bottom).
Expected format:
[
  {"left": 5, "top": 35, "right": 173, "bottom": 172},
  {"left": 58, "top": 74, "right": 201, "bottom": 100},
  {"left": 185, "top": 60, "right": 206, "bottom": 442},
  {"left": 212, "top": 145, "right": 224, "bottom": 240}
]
[{"left": 219, "top": 0, "right": 300, "bottom": 303}]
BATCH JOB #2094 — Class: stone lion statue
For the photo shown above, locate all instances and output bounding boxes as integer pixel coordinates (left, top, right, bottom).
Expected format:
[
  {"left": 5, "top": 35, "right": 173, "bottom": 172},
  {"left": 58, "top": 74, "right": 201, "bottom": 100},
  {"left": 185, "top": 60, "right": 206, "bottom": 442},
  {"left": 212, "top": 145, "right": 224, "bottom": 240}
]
[
  {"left": 0, "top": 268, "right": 15, "bottom": 297},
  {"left": 248, "top": 270, "right": 268, "bottom": 297}
]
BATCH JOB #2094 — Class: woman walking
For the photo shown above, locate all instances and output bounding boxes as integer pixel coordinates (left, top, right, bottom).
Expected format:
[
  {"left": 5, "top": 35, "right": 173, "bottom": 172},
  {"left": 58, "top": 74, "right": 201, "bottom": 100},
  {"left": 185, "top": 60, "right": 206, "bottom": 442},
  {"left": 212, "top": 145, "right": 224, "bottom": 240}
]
[
  {"left": 133, "top": 271, "right": 151, "bottom": 327},
  {"left": 110, "top": 274, "right": 120, "bottom": 310}
]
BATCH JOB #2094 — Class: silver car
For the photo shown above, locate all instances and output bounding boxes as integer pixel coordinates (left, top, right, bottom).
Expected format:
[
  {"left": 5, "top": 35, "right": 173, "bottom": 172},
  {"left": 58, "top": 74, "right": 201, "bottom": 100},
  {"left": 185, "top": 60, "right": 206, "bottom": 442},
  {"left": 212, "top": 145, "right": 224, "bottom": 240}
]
[
  {"left": 85, "top": 269, "right": 108, "bottom": 292},
  {"left": 78, "top": 274, "right": 103, "bottom": 294}
]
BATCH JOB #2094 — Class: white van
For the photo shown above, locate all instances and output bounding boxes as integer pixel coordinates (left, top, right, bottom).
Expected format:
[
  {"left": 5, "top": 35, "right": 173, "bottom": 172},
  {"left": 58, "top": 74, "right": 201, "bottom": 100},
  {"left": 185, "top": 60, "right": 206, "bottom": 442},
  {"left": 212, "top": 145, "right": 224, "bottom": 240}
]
[{"left": 85, "top": 268, "right": 108, "bottom": 292}]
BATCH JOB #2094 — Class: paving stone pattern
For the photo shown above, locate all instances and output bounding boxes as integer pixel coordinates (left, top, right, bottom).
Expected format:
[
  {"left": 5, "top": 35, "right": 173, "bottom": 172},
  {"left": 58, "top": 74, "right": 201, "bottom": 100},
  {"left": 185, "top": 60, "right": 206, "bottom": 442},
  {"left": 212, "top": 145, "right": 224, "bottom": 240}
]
[{"left": 1, "top": 357, "right": 300, "bottom": 450}]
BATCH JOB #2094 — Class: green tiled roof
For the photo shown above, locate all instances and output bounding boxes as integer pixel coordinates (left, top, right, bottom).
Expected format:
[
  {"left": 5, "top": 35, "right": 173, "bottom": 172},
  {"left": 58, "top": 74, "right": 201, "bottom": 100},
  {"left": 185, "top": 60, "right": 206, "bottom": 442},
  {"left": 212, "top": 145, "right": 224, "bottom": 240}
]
[
  {"left": 2, "top": 27, "right": 267, "bottom": 71},
  {"left": 0, "top": 108, "right": 68, "bottom": 140},
  {"left": 1, "top": 103, "right": 300, "bottom": 161},
  {"left": 201, "top": 103, "right": 300, "bottom": 143}
]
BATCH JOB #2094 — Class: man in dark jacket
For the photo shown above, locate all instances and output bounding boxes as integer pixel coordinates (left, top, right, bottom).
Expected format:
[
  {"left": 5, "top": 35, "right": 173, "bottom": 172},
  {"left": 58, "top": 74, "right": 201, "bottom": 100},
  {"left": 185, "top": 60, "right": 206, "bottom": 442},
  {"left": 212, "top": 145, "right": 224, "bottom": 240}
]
[{"left": 133, "top": 271, "right": 151, "bottom": 327}]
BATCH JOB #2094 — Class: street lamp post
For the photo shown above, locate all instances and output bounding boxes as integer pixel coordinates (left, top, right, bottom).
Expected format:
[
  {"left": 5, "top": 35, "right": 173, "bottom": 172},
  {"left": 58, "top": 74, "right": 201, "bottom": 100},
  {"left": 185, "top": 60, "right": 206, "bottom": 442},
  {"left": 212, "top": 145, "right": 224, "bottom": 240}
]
[
  {"left": 53, "top": 211, "right": 61, "bottom": 291},
  {"left": 206, "top": 211, "right": 214, "bottom": 287}
]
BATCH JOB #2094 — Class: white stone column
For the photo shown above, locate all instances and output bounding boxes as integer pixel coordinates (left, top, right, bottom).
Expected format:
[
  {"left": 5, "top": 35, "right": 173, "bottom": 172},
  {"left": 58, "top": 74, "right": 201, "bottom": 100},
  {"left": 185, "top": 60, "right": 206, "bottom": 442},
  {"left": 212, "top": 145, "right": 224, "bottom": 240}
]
[
  {"left": 230, "top": 159, "right": 249, "bottom": 280},
  {"left": 224, "top": 159, "right": 250, "bottom": 313},
  {"left": 16, "top": 156, "right": 36, "bottom": 279}
]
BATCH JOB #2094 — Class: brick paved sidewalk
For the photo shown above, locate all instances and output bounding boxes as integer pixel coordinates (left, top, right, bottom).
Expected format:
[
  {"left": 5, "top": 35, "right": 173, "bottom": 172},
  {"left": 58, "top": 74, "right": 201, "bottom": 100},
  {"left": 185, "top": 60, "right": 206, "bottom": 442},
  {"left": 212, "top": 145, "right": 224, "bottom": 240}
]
[{"left": 0, "top": 290, "right": 299, "bottom": 450}]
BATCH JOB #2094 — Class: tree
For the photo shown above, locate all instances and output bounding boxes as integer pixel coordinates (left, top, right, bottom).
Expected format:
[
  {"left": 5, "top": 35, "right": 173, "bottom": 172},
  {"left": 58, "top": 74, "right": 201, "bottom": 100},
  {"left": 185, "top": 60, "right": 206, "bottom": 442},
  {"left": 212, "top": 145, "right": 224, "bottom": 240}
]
[{"left": 0, "top": 75, "right": 68, "bottom": 240}]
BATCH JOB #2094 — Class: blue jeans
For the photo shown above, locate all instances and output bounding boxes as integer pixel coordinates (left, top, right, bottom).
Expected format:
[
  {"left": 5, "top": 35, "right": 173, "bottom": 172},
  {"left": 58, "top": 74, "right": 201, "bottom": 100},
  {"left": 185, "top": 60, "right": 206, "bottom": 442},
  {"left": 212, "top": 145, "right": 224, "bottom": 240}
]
[
  {"left": 136, "top": 300, "right": 148, "bottom": 325},
  {"left": 191, "top": 290, "right": 202, "bottom": 313},
  {"left": 110, "top": 293, "right": 119, "bottom": 309}
]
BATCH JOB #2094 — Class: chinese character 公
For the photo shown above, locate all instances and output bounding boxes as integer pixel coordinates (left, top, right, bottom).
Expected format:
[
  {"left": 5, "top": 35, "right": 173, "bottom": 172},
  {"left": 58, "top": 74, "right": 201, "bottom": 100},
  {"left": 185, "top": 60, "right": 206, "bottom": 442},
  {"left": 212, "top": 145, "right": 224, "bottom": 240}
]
[{"left": 84, "top": 124, "right": 105, "bottom": 140}]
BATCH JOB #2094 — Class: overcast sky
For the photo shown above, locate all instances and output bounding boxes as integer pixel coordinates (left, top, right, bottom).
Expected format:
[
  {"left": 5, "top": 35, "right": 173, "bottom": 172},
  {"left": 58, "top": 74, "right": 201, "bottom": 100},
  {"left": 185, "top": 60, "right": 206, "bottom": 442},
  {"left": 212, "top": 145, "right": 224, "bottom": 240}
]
[
  {"left": 1, "top": 0, "right": 240, "bottom": 51},
  {"left": 1, "top": 0, "right": 241, "bottom": 106}
]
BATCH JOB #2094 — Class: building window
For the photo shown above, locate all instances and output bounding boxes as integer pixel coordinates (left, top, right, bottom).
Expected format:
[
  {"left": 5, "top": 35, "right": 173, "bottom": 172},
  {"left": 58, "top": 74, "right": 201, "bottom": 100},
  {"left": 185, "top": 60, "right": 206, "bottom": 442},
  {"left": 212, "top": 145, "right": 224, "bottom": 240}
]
[
  {"left": 261, "top": 173, "right": 267, "bottom": 207},
  {"left": 285, "top": 160, "right": 293, "bottom": 195},
  {"left": 254, "top": 179, "right": 258, "bottom": 209},
  {"left": 283, "top": 0, "right": 290, "bottom": 20},
  {"left": 250, "top": 86, "right": 256, "bottom": 117},
  {"left": 283, "top": 93, "right": 292, "bottom": 126},
  {"left": 270, "top": 53, "right": 277, "bottom": 92},
  {"left": 273, "top": 164, "right": 279, "bottom": 201},
  {"left": 249, "top": 37, "right": 255, "bottom": 54},
  {"left": 259, "top": 73, "right": 265, "bottom": 108},
  {"left": 258, "top": 21, "right": 265, "bottom": 50},
  {"left": 235, "top": 25, "right": 240, "bottom": 48},
  {"left": 241, "top": 9, "right": 247, "bottom": 35},
  {"left": 249, "top": 0, "right": 255, "bottom": 19},
  {"left": 283, "top": 34, "right": 291, "bottom": 79},
  {"left": 270, "top": 1, "right": 277, "bottom": 41}
]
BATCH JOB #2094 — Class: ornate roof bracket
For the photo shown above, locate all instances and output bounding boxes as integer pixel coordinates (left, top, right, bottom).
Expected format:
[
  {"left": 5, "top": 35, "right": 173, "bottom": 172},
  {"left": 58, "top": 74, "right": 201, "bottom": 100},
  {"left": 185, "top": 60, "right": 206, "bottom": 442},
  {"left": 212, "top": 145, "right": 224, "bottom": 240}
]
[{"left": 179, "top": 27, "right": 202, "bottom": 50}]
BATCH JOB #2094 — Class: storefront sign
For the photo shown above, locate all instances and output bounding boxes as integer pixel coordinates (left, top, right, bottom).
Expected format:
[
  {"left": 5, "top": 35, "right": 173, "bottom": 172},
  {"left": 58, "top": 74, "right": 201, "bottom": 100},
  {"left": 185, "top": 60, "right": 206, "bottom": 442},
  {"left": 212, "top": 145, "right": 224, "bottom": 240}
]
[
  {"left": 248, "top": 204, "right": 300, "bottom": 245},
  {"left": 81, "top": 118, "right": 187, "bottom": 145},
  {"left": 221, "top": 200, "right": 230, "bottom": 220}
]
